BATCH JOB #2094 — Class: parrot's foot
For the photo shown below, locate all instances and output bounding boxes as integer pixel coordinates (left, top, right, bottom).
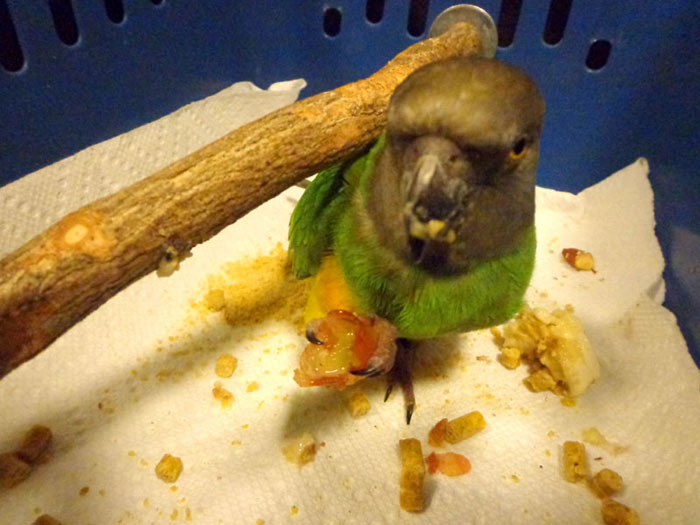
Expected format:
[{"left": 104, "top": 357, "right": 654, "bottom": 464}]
[
  {"left": 294, "top": 310, "right": 398, "bottom": 389},
  {"left": 384, "top": 339, "right": 416, "bottom": 425}
]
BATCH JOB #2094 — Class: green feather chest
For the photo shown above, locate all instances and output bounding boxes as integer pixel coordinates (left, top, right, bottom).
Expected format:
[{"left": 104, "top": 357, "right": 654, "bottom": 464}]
[{"left": 289, "top": 137, "right": 536, "bottom": 339}]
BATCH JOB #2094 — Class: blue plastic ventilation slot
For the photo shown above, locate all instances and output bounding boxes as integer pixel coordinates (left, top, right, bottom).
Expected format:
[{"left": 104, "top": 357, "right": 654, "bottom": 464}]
[{"left": 1, "top": 1, "right": 698, "bottom": 363}]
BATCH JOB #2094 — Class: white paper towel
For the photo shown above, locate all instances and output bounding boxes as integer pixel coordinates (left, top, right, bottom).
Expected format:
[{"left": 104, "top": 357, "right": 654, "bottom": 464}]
[{"left": 0, "top": 80, "right": 698, "bottom": 525}]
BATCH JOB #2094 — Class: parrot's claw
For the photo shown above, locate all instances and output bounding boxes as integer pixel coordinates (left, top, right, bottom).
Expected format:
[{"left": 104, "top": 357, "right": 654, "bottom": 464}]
[
  {"left": 305, "top": 327, "right": 324, "bottom": 345},
  {"left": 384, "top": 339, "right": 416, "bottom": 424},
  {"left": 350, "top": 367, "right": 381, "bottom": 377}
]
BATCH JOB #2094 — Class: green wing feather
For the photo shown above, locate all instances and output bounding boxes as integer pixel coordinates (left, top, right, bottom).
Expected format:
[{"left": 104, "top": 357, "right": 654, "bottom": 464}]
[{"left": 288, "top": 163, "right": 349, "bottom": 279}]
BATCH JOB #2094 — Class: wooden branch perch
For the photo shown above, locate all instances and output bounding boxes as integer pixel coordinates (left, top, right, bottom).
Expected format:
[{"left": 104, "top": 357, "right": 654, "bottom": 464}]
[{"left": 0, "top": 23, "right": 482, "bottom": 378}]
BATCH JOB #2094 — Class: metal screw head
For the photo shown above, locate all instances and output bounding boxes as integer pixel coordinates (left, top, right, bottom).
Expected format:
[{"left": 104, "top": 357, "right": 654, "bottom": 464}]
[{"left": 428, "top": 4, "right": 498, "bottom": 58}]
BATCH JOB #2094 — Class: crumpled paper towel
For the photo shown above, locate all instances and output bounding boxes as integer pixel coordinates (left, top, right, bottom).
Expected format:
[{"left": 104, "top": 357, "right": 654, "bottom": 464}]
[{"left": 1, "top": 80, "right": 699, "bottom": 525}]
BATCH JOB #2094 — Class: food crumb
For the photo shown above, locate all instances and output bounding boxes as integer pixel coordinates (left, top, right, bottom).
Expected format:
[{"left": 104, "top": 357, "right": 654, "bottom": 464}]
[
  {"left": 212, "top": 381, "right": 234, "bottom": 409},
  {"left": 247, "top": 381, "right": 260, "bottom": 392},
  {"left": 16, "top": 425, "right": 53, "bottom": 463},
  {"left": 170, "top": 485, "right": 178, "bottom": 492},
  {"left": 32, "top": 515, "right": 63, "bottom": 525},
  {"left": 185, "top": 507, "right": 192, "bottom": 521},
  {"left": 231, "top": 440, "right": 242, "bottom": 446},
  {"left": 215, "top": 354, "right": 238, "bottom": 378},
  {"left": 560, "top": 397, "right": 577, "bottom": 407},
  {"left": 476, "top": 355, "right": 491, "bottom": 362},
  {"left": 0, "top": 452, "right": 32, "bottom": 488},
  {"left": 562, "top": 441, "right": 588, "bottom": 482},
  {"left": 79, "top": 486, "right": 89, "bottom": 496},
  {"left": 511, "top": 475, "right": 519, "bottom": 483},
  {"left": 290, "top": 506, "right": 298, "bottom": 516},
  {"left": 399, "top": 438, "right": 425, "bottom": 512},
  {"left": 256, "top": 520, "right": 265, "bottom": 525},
  {"left": 601, "top": 499, "right": 640, "bottom": 525},
  {"left": 589, "top": 468, "right": 624, "bottom": 498},
  {"left": 562, "top": 248, "right": 596, "bottom": 272},
  {"left": 445, "top": 411, "right": 486, "bottom": 444},
  {"left": 283, "top": 433, "right": 317, "bottom": 466},
  {"left": 425, "top": 452, "right": 471, "bottom": 477},
  {"left": 128, "top": 450, "right": 136, "bottom": 457},
  {"left": 155, "top": 454, "right": 183, "bottom": 483},
  {"left": 346, "top": 391, "right": 371, "bottom": 418},
  {"left": 171, "top": 509, "right": 178, "bottom": 521}
]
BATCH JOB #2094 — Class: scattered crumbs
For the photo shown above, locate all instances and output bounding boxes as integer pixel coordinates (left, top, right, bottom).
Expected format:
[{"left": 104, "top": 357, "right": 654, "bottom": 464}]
[
  {"left": 545, "top": 450, "right": 551, "bottom": 457},
  {"left": 185, "top": 507, "right": 192, "bottom": 521},
  {"left": 257, "top": 401, "right": 265, "bottom": 408},
  {"left": 212, "top": 244, "right": 306, "bottom": 328},
  {"left": 561, "top": 397, "right": 577, "bottom": 407},
  {"left": 282, "top": 395, "right": 289, "bottom": 402},
  {"left": 242, "top": 424, "right": 249, "bottom": 429},
  {"left": 204, "top": 288, "right": 226, "bottom": 312},
  {"left": 594, "top": 456, "right": 603, "bottom": 461},
  {"left": 215, "top": 354, "right": 238, "bottom": 378},
  {"left": 511, "top": 475, "right": 519, "bottom": 483},
  {"left": 263, "top": 348, "right": 271, "bottom": 354},
  {"left": 212, "top": 381, "right": 234, "bottom": 409},
  {"left": 130, "top": 369, "right": 136, "bottom": 376},
  {"left": 128, "top": 451, "right": 136, "bottom": 457},
  {"left": 79, "top": 486, "right": 89, "bottom": 496},
  {"left": 247, "top": 382, "right": 260, "bottom": 393},
  {"left": 256, "top": 520, "right": 265, "bottom": 525},
  {"left": 290, "top": 506, "right": 299, "bottom": 516},
  {"left": 140, "top": 459, "right": 148, "bottom": 467},
  {"left": 320, "top": 442, "right": 326, "bottom": 447},
  {"left": 476, "top": 355, "right": 491, "bottom": 362},
  {"left": 171, "top": 509, "right": 178, "bottom": 521},
  {"left": 34, "top": 508, "right": 42, "bottom": 515},
  {"left": 520, "top": 407, "right": 530, "bottom": 415},
  {"left": 170, "top": 485, "right": 178, "bottom": 492},
  {"left": 180, "top": 497, "right": 186, "bottom": 503},
  {"left": 280, "top": 369, "right": 288, "bottom": 376},
  {"left": 231, "top": 441, "right": 242, "bottom": 446},
  {"left": 547, "top": 431, "right": 556, "bottom": 439}
]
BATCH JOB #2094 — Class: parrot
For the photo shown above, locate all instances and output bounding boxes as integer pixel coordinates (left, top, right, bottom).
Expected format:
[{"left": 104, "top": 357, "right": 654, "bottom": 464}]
[{"left": 288, "top": 56, "right": 546, "bottom": 423}]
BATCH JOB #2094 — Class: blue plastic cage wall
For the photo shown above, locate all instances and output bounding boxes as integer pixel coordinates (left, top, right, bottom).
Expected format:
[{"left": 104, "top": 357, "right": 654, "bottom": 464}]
[{"left": 1, "top": 1, "right": 698, "bottom": 363}]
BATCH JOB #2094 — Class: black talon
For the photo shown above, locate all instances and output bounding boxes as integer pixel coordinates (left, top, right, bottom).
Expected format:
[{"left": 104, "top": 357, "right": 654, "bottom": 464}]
[
  {"left": 350, "top": 367, "right": 381, "bottom": 377},
  {"left": 384, "top": 383, "right": 394, "bottom": 402},
  {"left": 305, "top": 328, "right": 324, "bottom": 345},
  {"left": 405, "top": 403, "right": 415, "bottom": 425}
]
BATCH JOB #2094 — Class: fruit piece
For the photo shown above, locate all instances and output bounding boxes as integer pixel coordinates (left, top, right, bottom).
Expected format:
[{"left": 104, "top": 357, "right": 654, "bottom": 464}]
[{"left": 426, "top": 452, "right": 471, "bottom": 476}]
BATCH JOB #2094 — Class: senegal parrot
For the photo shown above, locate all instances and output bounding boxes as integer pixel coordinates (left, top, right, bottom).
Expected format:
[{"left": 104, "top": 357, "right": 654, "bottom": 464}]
[{"left": 289, "top": 56, "right": 545, "bottom": 422}]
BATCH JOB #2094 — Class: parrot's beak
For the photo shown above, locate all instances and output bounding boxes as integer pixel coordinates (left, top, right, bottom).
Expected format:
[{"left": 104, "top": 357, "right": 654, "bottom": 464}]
[{"left": 402, "top": 151, "right": 468, "bottom": 265}]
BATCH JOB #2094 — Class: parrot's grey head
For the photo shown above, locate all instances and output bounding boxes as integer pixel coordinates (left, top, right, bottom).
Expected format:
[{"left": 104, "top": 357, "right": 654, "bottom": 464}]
[{"left": 370, "top": 56, "right": 545, "bottom": 274}]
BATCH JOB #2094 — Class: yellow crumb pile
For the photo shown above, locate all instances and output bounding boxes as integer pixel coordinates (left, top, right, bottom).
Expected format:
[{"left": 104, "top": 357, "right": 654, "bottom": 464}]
[{"left": 202, "top": 244, "right": 306, "bottom": 328}]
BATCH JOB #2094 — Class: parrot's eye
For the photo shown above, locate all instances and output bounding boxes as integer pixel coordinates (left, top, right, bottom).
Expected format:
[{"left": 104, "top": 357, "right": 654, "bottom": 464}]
[{"left": 509, "top": 138, "right": 528, "bottom": 160}]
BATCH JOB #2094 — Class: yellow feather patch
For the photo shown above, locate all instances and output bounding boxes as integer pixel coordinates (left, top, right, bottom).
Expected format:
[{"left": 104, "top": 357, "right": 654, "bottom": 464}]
[{"left": 304, "top": 256, "right": 364, "bottom": 324}]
